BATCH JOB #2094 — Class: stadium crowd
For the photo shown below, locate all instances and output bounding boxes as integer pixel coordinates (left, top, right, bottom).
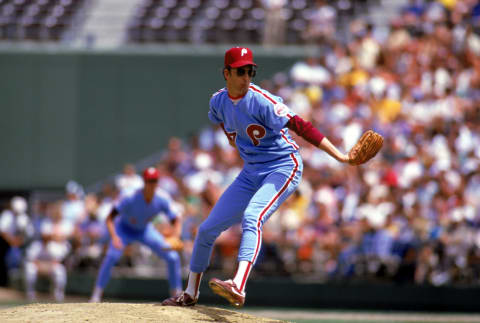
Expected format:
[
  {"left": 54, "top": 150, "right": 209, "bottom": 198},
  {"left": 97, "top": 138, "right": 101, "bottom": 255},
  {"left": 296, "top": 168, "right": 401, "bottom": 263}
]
[{"left": 1, "top": 0, "right": 480, "bottom": 300}]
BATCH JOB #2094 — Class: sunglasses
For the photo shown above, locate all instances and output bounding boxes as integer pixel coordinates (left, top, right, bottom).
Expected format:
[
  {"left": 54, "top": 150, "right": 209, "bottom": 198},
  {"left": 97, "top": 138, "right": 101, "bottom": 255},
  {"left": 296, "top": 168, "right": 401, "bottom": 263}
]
[{"left": 234, "top": 67, "right": 256, "bottom": 78}]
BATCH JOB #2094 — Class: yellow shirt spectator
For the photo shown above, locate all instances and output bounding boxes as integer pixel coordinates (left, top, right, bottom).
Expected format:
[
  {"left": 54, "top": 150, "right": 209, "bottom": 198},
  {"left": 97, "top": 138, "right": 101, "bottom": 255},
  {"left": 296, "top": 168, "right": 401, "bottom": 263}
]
[
  {"left": 438, "top": 0, "right": 456, "bottom": 10},
  {"left": 371, "top": 98, "right": 402, "bottom": 123}
]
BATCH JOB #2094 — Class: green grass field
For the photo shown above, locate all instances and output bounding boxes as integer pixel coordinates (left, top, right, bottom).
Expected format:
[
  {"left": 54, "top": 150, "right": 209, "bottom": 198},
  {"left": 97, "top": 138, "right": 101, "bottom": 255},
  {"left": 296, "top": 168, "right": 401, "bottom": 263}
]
[{"left": 241, "top": 308, "right": 480, "bottom": 323}]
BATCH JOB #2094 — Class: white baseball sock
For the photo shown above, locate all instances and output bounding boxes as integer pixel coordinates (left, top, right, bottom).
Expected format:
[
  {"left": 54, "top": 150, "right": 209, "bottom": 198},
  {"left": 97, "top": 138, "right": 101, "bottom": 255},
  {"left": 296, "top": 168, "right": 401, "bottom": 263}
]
[
  {"left": 90, "top": 286, "right": 103, "bottom": 302},
  {"left": 185, "top": 271, "right": 203, "bottom": 299},
  {"left": 232, "top": 261, "right": 252, "bottom": 294}
]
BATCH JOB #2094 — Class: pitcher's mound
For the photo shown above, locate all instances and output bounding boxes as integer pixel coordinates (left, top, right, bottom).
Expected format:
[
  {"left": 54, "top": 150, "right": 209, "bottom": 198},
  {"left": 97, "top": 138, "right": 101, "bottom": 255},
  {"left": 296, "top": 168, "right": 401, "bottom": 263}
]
[{"left": 0, "top": 302, "right": 288, "bottom": 322}]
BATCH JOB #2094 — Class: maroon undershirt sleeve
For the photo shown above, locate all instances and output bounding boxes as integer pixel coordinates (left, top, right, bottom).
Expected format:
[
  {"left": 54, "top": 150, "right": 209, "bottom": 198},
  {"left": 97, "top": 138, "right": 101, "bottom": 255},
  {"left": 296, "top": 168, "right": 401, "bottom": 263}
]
[
  {"left": 220, "top": 123, "right": 228, "bottom": 137},
  {"left": 286, "top": 115, "right": 325, "bottom": 147}
]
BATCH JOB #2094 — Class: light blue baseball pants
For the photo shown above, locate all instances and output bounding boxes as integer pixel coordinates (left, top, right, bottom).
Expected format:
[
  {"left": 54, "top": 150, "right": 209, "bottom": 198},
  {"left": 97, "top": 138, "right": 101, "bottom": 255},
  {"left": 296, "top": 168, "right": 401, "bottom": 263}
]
[{"left": 190, "top": 152, "right": 303, "bottom": 273}]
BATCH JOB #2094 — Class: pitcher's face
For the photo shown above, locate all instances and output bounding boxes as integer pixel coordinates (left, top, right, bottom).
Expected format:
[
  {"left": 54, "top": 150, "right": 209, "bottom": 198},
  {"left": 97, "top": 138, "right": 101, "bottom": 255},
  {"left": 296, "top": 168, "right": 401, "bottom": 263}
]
[{"left": 225, "top": 65, "right": 256, "bottom": 96}]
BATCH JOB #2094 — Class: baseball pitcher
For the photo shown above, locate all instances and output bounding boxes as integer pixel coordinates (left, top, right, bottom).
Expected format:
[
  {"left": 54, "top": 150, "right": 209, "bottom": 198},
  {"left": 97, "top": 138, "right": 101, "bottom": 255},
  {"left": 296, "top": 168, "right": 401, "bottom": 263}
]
[{"left": 162, "top": 47, "right": 382, "bottom": 308}]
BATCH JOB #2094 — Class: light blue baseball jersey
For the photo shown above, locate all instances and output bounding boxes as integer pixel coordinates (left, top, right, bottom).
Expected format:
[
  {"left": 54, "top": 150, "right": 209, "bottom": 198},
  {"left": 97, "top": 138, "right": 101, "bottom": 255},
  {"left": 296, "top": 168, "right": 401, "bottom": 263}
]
[
  {"left": 96, "top": 189, "right": 182, "bottom": 292},
  {"left": 208, "top": 83, "right": 299, "bottom": 164},
  {"left": 115, "top": 189, "right": 177, "bottom": 232}
]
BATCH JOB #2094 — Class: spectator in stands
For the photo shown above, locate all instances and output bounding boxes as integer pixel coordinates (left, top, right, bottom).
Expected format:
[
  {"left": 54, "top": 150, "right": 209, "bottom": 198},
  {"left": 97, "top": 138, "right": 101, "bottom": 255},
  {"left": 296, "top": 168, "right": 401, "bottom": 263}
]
[
  {"left": 161, "top": 137, "right": 193, "bottom": 177},
  {"left": 62, "top": 180, "right": 86, "bottom": 225},
  {"left": 262, "top": 0, "right": 287, "bottom": 46},
  {"left": 303, "top": 0, "right": 337, "bottom": 44},
  {"left": 354, "top": 23, "right": 381, "bottom": 72},
  {"left": 0, "top": 196, "right": 34, "bottom": 286},
  {"left": 96, "top": 183, "right": 120, "bottom": 223},
  {"left": 24, "top": 202, "right": 71, "bottom": 302},
  {"left": 115, "top": 164, "right": 143, "bottom": 197},
  {"left": 290, "top": 55, "right": 332, "bottom": 87},
  {"left": 71, "top": 194, "right": 106, "bottom": 270},
  {"left": 156, "top": 163, "right": 181, "bottom": 199}
]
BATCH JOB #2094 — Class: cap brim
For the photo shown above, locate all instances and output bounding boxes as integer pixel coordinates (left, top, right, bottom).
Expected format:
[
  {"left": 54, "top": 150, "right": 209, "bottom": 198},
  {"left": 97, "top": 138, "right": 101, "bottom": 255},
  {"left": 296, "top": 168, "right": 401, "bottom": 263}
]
[{"left": 229, "top": 60, "right": 257, "bottom": 68}]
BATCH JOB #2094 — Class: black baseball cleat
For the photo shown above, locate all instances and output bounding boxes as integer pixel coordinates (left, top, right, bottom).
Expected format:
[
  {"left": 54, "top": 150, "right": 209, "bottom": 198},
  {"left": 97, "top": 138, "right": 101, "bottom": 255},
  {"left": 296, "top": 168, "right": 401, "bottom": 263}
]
[
  {"left": 161, "top": 291, "right": 197, "bottom": 306},
  {"left": 208, "top": 278, "right": 245, "bottom": 308}
]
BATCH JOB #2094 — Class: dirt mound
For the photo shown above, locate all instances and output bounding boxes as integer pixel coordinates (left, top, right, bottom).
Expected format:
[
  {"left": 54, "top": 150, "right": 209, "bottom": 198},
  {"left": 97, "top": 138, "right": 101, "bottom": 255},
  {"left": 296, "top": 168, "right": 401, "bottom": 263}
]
[
  {"left": 0, "top": 302, "right": 288, "bottom": 323},
  {"left": 0, "top": 287, "right": 24, "bottom": 301}
]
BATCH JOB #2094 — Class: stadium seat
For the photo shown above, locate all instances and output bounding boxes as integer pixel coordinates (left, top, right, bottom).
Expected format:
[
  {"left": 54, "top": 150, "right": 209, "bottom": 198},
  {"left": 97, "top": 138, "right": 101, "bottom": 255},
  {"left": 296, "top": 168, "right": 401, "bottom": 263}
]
[{"left": 0, "top": 0, "right": 87, "bottom": 41}]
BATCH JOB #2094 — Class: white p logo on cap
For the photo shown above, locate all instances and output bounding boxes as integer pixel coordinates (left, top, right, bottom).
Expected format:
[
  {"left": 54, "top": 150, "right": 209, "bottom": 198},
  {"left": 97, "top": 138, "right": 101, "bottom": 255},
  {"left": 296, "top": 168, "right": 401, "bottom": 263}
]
[{"left": 241, "top": 48, "right": 247, "bottom": 56}]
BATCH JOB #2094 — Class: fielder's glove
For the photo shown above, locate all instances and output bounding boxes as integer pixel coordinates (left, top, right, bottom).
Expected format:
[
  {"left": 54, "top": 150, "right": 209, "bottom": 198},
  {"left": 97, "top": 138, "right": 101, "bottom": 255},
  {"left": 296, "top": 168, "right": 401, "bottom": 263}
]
[
  {"left": 348, "top": 130, "right": 384, "bottom": 165},
  {"left": 165, "top": 236, "right": 184, "bottom": 251}
]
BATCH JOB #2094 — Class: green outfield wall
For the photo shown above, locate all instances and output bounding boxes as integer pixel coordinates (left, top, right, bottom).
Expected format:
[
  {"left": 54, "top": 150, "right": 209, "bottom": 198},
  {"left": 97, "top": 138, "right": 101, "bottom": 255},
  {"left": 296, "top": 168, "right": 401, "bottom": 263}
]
[{"left": 0, "top": 46, "right": 306, "bottom": 190}]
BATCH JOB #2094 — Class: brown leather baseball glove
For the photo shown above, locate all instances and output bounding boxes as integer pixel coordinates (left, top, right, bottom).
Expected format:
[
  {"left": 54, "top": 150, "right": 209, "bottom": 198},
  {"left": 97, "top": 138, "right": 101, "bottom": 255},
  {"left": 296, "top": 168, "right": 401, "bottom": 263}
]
[
  {"left": 165, "top": 236, "right": 184, "bottom": 251},
  {"left": 348, "top": 130, "right": 384, "bottom": 165}
]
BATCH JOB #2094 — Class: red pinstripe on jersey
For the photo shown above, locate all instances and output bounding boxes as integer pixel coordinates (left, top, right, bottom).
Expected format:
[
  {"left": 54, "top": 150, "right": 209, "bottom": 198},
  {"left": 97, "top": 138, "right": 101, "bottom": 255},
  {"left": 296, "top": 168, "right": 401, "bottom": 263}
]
[
  {"left": 249, "top": 85, "right": 277, "bottom": 104},
  {"left": 250, "top": 153, "right": 299, "bottom": 265},
  {"left": 212, "top": 88, "right": 226, "bottom": 97},
  {"left": 280, "top": 129, "right": 299, "bottom": 150}
]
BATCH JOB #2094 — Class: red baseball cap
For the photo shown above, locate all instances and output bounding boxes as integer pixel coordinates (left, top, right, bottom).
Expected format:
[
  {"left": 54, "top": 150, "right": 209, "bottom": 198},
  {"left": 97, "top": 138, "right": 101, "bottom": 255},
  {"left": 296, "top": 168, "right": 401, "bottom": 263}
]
[
  {"left": 224, "top": 47, "right": 257, "bottom": 68},
  {"left": 143, "top": 167, "right": 159, "bottom": 181}
]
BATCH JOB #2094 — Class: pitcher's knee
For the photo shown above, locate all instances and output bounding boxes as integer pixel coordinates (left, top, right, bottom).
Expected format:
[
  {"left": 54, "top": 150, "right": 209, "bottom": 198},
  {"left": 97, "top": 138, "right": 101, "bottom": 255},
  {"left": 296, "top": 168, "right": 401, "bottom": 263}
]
[
  {"left": 105, "top": 247, "right": 123, "bottom": 262},
  {"left": 164, "top": 251, "right": 180, "bottom": 264},
  {"left": 197, "top": 223, "right": 220, "bottom": 244},
  {"left": 242, "top": 215, "right": 261, "bottom": 232},
  {"left": 102, "top": 252, "right": 121, "bottom": 270}
]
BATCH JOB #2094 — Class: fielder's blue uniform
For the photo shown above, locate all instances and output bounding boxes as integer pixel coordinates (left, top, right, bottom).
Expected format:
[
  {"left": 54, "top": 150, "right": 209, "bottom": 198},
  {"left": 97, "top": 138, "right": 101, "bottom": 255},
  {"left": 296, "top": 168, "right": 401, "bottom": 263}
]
[
  {"left": 95, "top": 189, "right": 182, "bottom": 292},
  {"left": 189, "top": 83, "right": 303, "bottom": 273}
]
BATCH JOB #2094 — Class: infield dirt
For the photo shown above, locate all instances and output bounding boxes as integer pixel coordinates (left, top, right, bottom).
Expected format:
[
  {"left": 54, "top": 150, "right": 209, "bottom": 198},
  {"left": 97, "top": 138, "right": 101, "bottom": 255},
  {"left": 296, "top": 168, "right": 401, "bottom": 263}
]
[{"left": 0, "top": 302, "right": 288, "bottom": 323}]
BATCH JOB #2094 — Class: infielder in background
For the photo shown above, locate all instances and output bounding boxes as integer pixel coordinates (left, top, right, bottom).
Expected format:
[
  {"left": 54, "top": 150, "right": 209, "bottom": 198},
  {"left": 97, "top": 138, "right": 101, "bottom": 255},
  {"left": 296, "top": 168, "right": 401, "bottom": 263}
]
[
  {"left": 90, "top": 167, "right": 183, "bottom": 302},
  {"left": 162, "top": 47, "right": 356, "bottom": 308}
]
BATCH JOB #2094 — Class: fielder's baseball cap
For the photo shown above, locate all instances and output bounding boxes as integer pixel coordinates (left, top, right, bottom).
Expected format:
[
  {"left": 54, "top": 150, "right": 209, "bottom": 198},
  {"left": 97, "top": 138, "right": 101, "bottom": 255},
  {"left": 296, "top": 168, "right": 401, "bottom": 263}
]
[
  {"left": 224, "top": 47, "right": 257, "bottom": 68},
  {"left": 143, "top": 167, "right": 159, "bottom": 181}
]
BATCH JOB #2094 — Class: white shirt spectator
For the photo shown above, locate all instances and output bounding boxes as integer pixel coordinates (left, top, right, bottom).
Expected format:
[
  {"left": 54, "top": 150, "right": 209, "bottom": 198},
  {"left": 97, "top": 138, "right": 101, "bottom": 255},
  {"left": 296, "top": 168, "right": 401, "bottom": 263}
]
[
  {"left": 358, "top": 36, "right": 381, "bottom": 71},
  {"left": 290, "top": 59, "right": 331, "bottom": 85},
  {"left": 115, "top": 164, "right": 143, "bottom": 196},
  {"left": 116, "top": 174, "right": 143, "bottom": 196},
  {"left": 61, "top": 198, "right": 85, "bottom": 225},
  {"left": 288, "top": 91, "right": 311, "bottom": 117},
  {"left": 456, "top": 125, "right": 475, "bottom": 155},
  {"left": 399, "top": 158, "right": 424, "bottom": 188},
  {"left": 26, "top": 240, "right": 70, "bottom": 263},
  {"left": 434, "top": 68, "right": 452, "bottom": 97},
  {"left": 0, "top": 210, "right": 33, "bottom": 238},
  {"left": 96, "top": 198, "right": 114, "bottom": 222},
  {"left": 41, "top": 218, "right": 75, "bottom": 241},
  {"left": 183, "top": 152, "right": 223, "bottom": 194},
  {"left": 341, "top": 121, "right": 362, "bottom": 152}
]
